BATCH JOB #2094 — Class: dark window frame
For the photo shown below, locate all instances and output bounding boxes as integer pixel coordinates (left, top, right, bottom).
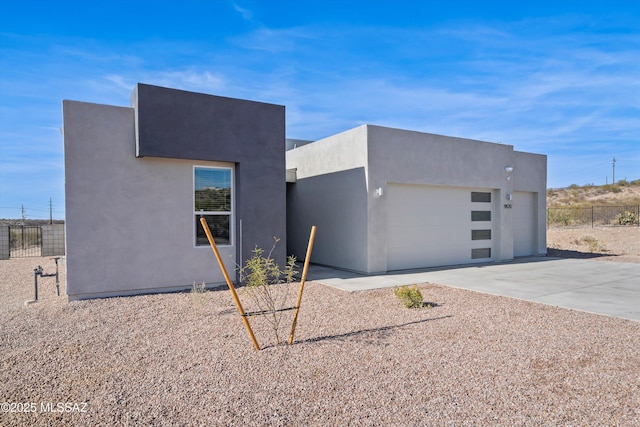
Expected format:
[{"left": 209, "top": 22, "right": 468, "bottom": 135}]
[
  {"left": 471, "top": 248, "right": 492, "bottom": 259},
  {"left": 194, "top": 166, "right": 233, "bottom": 247},
  {"left": 471, "top": 192, "right": 491, "bottom": 203},
  {"left": 471, "top": 211, "right": 492, "bottom": 221},
  {"left": 472, "top": 229, "right": 492, "bottom": 240}
]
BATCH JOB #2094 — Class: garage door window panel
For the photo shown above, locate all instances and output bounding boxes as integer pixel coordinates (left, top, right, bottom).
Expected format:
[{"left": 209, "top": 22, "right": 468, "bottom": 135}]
[
  {"left": 471, "top": 192, "right": 491, "bottom": 203},
  {"left": 471, "top": 211, "right": 491, "bottom": 221},
  {"left": 472, "top": 248, "right": 492, "bottom": 259},
  {"left": 472, "top": 229, "right": 491, "bottom": 240}
]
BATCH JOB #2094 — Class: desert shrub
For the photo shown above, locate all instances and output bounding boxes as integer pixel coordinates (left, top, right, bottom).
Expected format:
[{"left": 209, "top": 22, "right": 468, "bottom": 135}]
[
  {"left": 581, "top": 235, "right": 600, "bottom": 252},
  {"left": 581, "top": 236, "right": 610, "bottom": 252},
  {"left": 617, "top": 211, "right": 638, "bottom": 225},
  {"left": 602, "top": 184, "right": 621, "bottom": 193},
  {"left": 394, "top": 285, "right": 423, "bottom": 309},
  {"left": 616, "top": 179, "right": 629, "bottom": 186},
  {"left": 547, "top": 209, "right": 571, "bottom": 226},
  {"left": 547, "top": 188, "right": 556, "bottom": 197},
  {"left": 239, "top": 240, "right": 297, "bottom": 345}
]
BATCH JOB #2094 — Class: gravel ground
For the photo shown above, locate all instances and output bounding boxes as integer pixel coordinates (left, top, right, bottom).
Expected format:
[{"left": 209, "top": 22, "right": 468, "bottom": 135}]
[
  {"left": 1, "top": 257, "right": 639, "bottom": 426},
  {"left": 547, "top": 226, "right": 640, "bottom": 263}
]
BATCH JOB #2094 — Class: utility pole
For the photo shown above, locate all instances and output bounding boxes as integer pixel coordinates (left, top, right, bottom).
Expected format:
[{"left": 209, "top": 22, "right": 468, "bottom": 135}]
[
  {"left": 49, "top": 198, "right": 53, "bottom": 224},
  {"left": 21, "top": 205, "right": 25, "bottom": 226},
  {"left": 612, "top": 157, "right": 616, "bottom": 185}
]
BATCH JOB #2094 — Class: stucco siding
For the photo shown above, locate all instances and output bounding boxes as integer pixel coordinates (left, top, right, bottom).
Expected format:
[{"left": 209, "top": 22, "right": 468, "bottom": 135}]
[
  {"left": 286, "top": 124, "right": 547, "bottom": 273},
  {"left": 286, "top": 168, "right": 368, "bottom": 272},
  {"left": 63, "top": 100, "right": 236, "bottom": 300},
  {"left": 286, "top": 125, "right": 368, "bottom": 180},
  {"left": 366, "top": 125, "right": 514, "bottom": 189},
  {"left": 132, "top": 84, "right": 287, "bottom": 268},
  {"left": 286, "top": 126, "right": 370, "bottom": 271},
  {"left": 513, "top": 151, "right": 547, "bottom": 254}
]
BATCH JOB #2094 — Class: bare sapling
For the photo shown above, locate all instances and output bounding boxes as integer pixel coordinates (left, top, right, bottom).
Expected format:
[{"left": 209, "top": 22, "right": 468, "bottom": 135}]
[{"left": 239, "top": 238, "right": 297, "bottom": 346}]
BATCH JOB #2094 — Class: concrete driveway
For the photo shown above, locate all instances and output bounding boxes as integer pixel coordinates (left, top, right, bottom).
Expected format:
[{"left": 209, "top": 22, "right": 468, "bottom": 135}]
[{"left": 307, "top": 257, "right": 640, "bottom": 322}]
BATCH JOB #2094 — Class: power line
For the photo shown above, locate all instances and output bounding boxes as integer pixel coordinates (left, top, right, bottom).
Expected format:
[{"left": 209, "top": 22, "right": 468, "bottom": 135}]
[{"left": 0, "top": 200, "right": 65, "bottom": 220}]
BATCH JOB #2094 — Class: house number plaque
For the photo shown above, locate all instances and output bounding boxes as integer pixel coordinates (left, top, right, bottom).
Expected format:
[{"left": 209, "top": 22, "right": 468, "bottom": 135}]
[{"left": 504, "top": 204, "right": 512, "bottom": 209}]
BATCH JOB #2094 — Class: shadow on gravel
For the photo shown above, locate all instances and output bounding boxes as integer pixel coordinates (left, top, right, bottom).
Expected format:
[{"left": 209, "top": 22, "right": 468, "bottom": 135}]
[
  {"left": 296, "top": 315, "right": 453, "bottom": 346},
  {"left": 546, "top": 248, "right": 618, "bottom": 260}
]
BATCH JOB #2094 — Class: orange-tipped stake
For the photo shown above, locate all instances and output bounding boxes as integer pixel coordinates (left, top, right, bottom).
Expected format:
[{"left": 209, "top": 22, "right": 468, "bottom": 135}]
[
  {"left": 288, "top": 225, "right": 317, "bottom": 345},
  {"left": 200, "top": 217, "right": 260, "bottom": 351}
]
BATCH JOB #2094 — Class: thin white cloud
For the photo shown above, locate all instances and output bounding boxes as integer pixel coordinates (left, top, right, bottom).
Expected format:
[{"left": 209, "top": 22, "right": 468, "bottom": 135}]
[
  {"left": 232, "top": 2, "right": 253, "bottom": 21},
  {"left": 150, "top": 70, "right": 226, "bottom": 92},
  {"left": 105, "top": 75, "right": 132, "bottom": 91}
]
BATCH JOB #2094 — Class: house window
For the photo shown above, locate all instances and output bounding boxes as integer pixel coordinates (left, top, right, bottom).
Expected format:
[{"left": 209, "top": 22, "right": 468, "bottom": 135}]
[
  {"left": 471, "top": 192, "right": 491, "bottom": 203},
  {"left": 471, "top": 211, "right": 491, "bottom": 221},
  {"left": 194, "top": 166, "right": 233, "bottom": 246}
]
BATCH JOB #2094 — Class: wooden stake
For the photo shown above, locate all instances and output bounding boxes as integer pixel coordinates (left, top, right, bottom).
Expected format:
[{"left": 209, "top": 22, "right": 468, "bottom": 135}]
[
  {"left": 288, "top": 225, "right": 317, "bottom": 345},
  {"left": 200, "top": 217, "right": 260, "bottom": 351}
]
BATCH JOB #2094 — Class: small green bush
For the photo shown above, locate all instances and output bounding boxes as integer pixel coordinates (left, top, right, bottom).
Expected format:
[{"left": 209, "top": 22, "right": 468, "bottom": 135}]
[
  {"left": 394, "top": 285, "right": 424, "bottom": 309},
  {"left": 239, "top": 240, "right": 297, "bottom": 345}
]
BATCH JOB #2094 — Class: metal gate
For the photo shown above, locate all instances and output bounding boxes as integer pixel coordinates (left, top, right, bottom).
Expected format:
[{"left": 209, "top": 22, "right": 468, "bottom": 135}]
[{"left": 9, "top": 226, "right": 42, "bottom": 257}]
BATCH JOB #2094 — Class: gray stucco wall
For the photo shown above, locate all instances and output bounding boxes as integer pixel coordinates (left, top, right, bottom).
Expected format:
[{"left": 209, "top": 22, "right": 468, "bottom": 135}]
[
  {"left": 287, "top": 168, "right": 368, "bottom": 271},
  {"left": 286, "top": 124, "right": 547, "bottom": 273},
  {"left": 64, "top": 101, "right": 237, "bottom": 299},
  {"left": 513, "top": 150, "right": 548, "bottom": 254},
  {"left": 132, "top": 84, "right": 287, "bottom": 268},
  {"left": 286, "top": 126, "right": 369, "bottom": 269},
  {"left": 63, "top": 85, "right": 287, "bottom": 300}
]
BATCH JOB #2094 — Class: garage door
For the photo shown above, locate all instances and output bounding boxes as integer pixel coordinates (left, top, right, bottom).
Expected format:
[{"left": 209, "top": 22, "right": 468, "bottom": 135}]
[
  {"left": 386, "top": 184, "right": 494, "bottom": 270},
  {"left": 513, "top": 191, "right": 536, "bottom": 257}
]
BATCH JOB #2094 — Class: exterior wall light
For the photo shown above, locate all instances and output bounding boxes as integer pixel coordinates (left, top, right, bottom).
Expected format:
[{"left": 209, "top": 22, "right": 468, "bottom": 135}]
[
  {"left": 506, "top": 193, "right": 512, "bottom": 201},
  {"left": 505, "top": 166, "right": 514, "bottom": 172},
  {"left": 375, "top": 187, "right": 384, "bottom": 197}
]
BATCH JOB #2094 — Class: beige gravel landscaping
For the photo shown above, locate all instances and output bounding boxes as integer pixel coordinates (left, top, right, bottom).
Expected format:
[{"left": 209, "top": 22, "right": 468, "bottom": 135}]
[
  {"left": 547, "top": 226, "right": 640, "bottom": 263},
  {"left": 2, "top": 255, "right": 639, "bottom": 426}
]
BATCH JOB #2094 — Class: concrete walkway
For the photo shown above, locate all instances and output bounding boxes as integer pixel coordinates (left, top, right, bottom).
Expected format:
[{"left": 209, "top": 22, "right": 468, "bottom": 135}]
[{"left": 307, "top": 257, "right": 640, "bottom": 322}]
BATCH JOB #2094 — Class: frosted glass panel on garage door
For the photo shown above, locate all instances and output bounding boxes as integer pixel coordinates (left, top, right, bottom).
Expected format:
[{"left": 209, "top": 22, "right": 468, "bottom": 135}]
[
  {"left": 513, "top": 191, "right": 536, "bottom": 257},
  {"left": 386, "top": 184, "right": 492, "bottom": 270}
]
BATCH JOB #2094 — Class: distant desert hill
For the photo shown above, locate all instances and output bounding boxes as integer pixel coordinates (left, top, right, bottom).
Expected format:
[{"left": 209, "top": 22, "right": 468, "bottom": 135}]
[{"left": 547, "top": 180, "right": 640, "bottom": 208}]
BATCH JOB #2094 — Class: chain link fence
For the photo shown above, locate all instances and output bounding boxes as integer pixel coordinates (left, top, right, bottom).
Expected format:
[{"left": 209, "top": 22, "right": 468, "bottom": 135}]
[{"left": 547, "top": 205, "right": 640, "bottom": 228}]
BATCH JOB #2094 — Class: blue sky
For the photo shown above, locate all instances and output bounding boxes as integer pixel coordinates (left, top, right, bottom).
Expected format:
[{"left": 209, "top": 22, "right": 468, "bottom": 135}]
[{"left": 1, "top": 0, "right": 638, "bottom": 220}]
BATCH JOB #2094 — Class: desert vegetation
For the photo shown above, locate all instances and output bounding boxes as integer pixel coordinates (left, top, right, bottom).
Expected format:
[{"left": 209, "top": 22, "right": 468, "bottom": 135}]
[{"left": 547, "top": 179, "right": 640, "bottom": 208}]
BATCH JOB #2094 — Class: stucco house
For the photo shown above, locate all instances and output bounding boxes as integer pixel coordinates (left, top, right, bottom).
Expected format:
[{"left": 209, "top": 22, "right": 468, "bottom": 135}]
[
  {"left": 63, "top": 84, "right": 286, "bottom": 300},
  {"left": 286, "top": 125, "right": 546, "bottom": 273},
  {"left": 63, "top": 83, "right": 546, "bottom": 300}
]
